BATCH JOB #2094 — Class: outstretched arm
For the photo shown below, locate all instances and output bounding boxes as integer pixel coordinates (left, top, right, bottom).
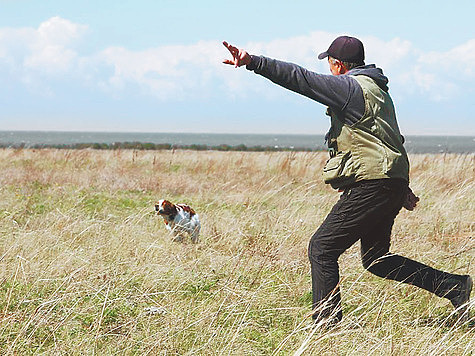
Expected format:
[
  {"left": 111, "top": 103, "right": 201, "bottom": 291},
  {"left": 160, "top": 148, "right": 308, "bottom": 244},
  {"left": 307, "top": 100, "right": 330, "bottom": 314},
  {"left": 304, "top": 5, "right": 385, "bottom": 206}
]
[
  {"left": 221, "top": 41, "right": 365, "bottom": 122},
  {"left": 222, "top": 41, "right": 251, "bottom": 68}
]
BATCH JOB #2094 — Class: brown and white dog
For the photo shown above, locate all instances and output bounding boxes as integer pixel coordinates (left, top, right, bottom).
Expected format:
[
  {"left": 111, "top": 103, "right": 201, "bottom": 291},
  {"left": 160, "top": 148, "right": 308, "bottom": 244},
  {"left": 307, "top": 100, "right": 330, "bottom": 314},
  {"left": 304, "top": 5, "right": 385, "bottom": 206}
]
[{"left": 155, "top": 199, "right": 201, "bottom": 243}]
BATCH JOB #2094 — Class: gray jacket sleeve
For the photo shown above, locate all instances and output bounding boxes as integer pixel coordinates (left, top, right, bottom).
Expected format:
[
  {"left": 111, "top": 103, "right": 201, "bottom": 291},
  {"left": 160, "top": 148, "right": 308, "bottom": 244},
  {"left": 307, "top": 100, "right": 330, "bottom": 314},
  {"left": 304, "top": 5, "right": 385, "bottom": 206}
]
[{"left": 246, "top": 55, "right": 365, "bottom": 125}]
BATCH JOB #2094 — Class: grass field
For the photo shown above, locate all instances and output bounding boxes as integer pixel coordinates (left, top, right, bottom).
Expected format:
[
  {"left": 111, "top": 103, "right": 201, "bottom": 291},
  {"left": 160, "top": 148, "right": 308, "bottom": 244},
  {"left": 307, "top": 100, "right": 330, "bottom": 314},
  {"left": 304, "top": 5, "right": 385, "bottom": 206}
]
[{"left": 0, "top": 148, "right": 473, "bottom": 355}]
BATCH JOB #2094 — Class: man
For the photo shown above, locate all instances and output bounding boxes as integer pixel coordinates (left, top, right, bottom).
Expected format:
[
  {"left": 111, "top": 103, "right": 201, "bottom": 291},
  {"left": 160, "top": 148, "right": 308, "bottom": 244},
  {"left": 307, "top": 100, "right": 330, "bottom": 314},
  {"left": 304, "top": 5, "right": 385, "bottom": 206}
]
[{"left": 222, "top": 36, "right": 472, "bottom": 325}]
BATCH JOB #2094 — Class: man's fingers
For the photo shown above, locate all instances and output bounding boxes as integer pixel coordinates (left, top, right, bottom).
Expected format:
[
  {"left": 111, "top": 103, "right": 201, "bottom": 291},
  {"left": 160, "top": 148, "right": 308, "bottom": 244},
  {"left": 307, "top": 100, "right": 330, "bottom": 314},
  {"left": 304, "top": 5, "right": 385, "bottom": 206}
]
[
  {"left": 403, "top": 189, "right": 420, "bottom": 211},
  {"left": 235, "top": 51, "right": 241, "bottom": 67},
  {"left": 223, "top": 41, "right": 237, "bottom": 66},
  {"left": 223, "top": 41, "right": 239, "bottom": 58},
  {"left": 223, "top": 41, "right": 236, "bottom": 54},
  {"left": 405, "top": 196, "right": 419, "bottom": 210},
  {"left": 409, "top": 193, "right": 419, "bottom": 205},
  {"left": 223, "top": 41, "right": 250, "bottom": 68},
  {"left": 223, "top": 41, "right": 234, "bottom": 53}
]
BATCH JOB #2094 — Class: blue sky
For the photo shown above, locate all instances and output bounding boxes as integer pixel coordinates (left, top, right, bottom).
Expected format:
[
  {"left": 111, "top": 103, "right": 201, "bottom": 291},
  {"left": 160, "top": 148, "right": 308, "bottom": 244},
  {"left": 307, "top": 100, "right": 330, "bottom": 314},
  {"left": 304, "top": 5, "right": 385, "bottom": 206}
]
[{"left": 0, "top": 0, "right": 474, "bottom": 135}]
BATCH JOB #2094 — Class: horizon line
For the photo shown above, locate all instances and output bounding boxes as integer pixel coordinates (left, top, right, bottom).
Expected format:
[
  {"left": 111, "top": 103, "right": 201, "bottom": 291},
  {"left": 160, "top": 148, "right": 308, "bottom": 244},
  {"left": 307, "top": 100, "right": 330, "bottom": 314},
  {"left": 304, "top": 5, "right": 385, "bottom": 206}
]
[{"left": 1, "top": 130, "right": 474, "bottom": 137}]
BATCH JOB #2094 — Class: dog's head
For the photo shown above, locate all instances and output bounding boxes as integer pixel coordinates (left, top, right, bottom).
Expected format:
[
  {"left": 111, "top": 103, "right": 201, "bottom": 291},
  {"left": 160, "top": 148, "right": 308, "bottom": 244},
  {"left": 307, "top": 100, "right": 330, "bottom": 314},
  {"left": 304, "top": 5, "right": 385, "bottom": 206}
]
[{"left": 155, "top": 199, "right": 178, "bottom": 217}]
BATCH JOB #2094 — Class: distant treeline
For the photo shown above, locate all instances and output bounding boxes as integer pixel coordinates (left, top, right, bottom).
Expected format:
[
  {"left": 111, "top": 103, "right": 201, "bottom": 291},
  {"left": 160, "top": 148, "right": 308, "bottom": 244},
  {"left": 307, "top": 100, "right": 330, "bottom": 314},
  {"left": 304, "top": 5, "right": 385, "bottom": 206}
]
[{"left": 0, "top": 141, "right": 324, "bottom": 152}]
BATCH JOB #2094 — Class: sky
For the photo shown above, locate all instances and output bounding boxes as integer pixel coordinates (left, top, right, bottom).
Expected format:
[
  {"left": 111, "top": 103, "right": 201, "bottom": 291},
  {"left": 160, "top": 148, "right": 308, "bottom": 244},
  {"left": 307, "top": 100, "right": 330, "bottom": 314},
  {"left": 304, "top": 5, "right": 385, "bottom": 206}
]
[{"left": 0, "top": 0, "right": 474, "bottom": 135}]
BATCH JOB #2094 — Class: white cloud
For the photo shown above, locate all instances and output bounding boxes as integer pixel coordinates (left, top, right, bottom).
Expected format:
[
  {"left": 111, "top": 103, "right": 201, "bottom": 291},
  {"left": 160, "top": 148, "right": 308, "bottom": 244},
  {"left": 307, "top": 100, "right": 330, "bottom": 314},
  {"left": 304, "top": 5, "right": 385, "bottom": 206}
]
[
  {"left": 363, "top": 36, "right": 414, "bottom": 69},
  {"left": 393, "top": 39, "right": 475, "bottom": 100},
  {"left": 0, "top": 16, "right": 87, "bottom": 90},
  {"left": 93, "top": 41, "right": 226, "bottom": 99},
  {"left": 420, "top": 39, "right": 475, "bottom": 74},
  {"left": 0, "top": 17, "right": 473, "bottom": 103},
  {"left": 24, "top": 16, "right": 87, "bottom": 73}
]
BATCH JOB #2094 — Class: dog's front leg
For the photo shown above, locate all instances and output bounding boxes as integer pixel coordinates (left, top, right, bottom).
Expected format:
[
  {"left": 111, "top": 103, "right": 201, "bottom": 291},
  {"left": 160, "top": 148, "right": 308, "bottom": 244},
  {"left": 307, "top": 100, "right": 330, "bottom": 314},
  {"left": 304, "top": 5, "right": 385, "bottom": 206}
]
[
  {"left": 171, "top": 230, "right": 184, "bottom": 242},
  {"left": 191, "top": 227, "right": 200, "bottom": 244}
]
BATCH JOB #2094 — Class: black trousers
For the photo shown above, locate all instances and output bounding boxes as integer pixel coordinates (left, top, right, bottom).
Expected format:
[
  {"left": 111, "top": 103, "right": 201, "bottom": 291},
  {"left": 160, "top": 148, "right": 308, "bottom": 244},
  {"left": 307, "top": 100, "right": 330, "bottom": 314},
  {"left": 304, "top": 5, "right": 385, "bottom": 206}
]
[{"left": 308, "top": 179, "right": 455, "bottom": 321}]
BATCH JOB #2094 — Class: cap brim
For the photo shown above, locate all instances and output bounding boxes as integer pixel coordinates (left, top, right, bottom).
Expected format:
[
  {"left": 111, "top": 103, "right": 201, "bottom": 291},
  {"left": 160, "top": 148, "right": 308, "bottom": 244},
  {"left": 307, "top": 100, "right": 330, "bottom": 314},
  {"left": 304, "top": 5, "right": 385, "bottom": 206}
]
[{"left": 317, "top": 51, "right": 329, "bottom": 60}]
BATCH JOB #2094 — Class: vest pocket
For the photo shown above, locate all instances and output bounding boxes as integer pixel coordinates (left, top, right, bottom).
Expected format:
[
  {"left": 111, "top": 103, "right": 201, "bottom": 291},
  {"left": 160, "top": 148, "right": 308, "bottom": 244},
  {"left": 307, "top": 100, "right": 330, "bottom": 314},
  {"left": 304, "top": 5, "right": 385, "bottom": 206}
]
[{"left": 323, "top": 151, "right": 356, "bottom": 189}]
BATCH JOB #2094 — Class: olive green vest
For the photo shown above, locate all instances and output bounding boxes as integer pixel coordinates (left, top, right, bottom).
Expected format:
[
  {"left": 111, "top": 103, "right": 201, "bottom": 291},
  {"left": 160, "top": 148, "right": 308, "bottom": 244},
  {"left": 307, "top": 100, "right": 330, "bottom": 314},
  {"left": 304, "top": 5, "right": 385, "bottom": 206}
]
[{"left": 322, "top": 75, "right": 409, "bottom": 189}]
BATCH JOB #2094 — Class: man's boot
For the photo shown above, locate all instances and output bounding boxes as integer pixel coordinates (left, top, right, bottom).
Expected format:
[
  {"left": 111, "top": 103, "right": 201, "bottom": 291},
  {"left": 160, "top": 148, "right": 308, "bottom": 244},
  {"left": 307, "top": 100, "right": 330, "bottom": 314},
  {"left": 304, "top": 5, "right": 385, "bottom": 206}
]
[{"left": 440, "top": 275, "right": 473, "bottom": 322}]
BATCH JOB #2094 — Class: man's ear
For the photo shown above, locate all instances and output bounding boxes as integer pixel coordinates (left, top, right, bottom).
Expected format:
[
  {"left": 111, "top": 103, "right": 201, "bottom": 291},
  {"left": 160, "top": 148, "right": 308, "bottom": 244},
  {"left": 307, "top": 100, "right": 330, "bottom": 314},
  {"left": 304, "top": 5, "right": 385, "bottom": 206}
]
[{"left": 338, "top": 61, "right": 347, "bottom": 74}]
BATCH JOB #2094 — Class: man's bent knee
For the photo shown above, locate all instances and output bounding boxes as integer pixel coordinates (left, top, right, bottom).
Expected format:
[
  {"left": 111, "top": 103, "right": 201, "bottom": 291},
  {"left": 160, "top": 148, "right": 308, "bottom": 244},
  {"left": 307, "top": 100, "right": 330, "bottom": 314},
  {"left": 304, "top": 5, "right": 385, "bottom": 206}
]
[{"left": 361, "top": 253, "right": 390, "bottom": 277}]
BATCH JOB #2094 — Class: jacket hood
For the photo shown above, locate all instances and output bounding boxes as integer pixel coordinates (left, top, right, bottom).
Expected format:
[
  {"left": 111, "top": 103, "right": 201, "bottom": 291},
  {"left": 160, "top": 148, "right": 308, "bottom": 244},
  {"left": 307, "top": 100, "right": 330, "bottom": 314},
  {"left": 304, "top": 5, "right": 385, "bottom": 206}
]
[{"left": 348, "top": 64, "right": 389, "bottom": 92}]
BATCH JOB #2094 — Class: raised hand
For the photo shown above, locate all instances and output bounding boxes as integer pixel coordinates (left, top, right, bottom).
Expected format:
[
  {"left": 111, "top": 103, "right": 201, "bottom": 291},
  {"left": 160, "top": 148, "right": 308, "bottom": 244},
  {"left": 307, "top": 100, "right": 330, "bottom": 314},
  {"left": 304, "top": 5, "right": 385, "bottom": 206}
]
[{"left": 222, "top": 41, "right": 251, "bottom": 68}]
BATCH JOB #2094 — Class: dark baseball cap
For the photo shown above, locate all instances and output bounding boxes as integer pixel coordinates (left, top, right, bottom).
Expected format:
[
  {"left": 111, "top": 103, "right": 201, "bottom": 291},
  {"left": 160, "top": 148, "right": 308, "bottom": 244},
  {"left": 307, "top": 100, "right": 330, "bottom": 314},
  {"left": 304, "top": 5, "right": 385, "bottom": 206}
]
[{"left": 318, "top": 36, "right": 365, "bottom": 63}]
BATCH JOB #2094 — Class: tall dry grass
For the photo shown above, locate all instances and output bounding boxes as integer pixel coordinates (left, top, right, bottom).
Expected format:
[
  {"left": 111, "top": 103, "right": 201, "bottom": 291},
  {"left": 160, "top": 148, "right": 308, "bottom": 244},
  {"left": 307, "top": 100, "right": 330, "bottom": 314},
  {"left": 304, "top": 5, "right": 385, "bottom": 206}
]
[{"left": 0, "top": 148, "right": 473, "bottom": 355}]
